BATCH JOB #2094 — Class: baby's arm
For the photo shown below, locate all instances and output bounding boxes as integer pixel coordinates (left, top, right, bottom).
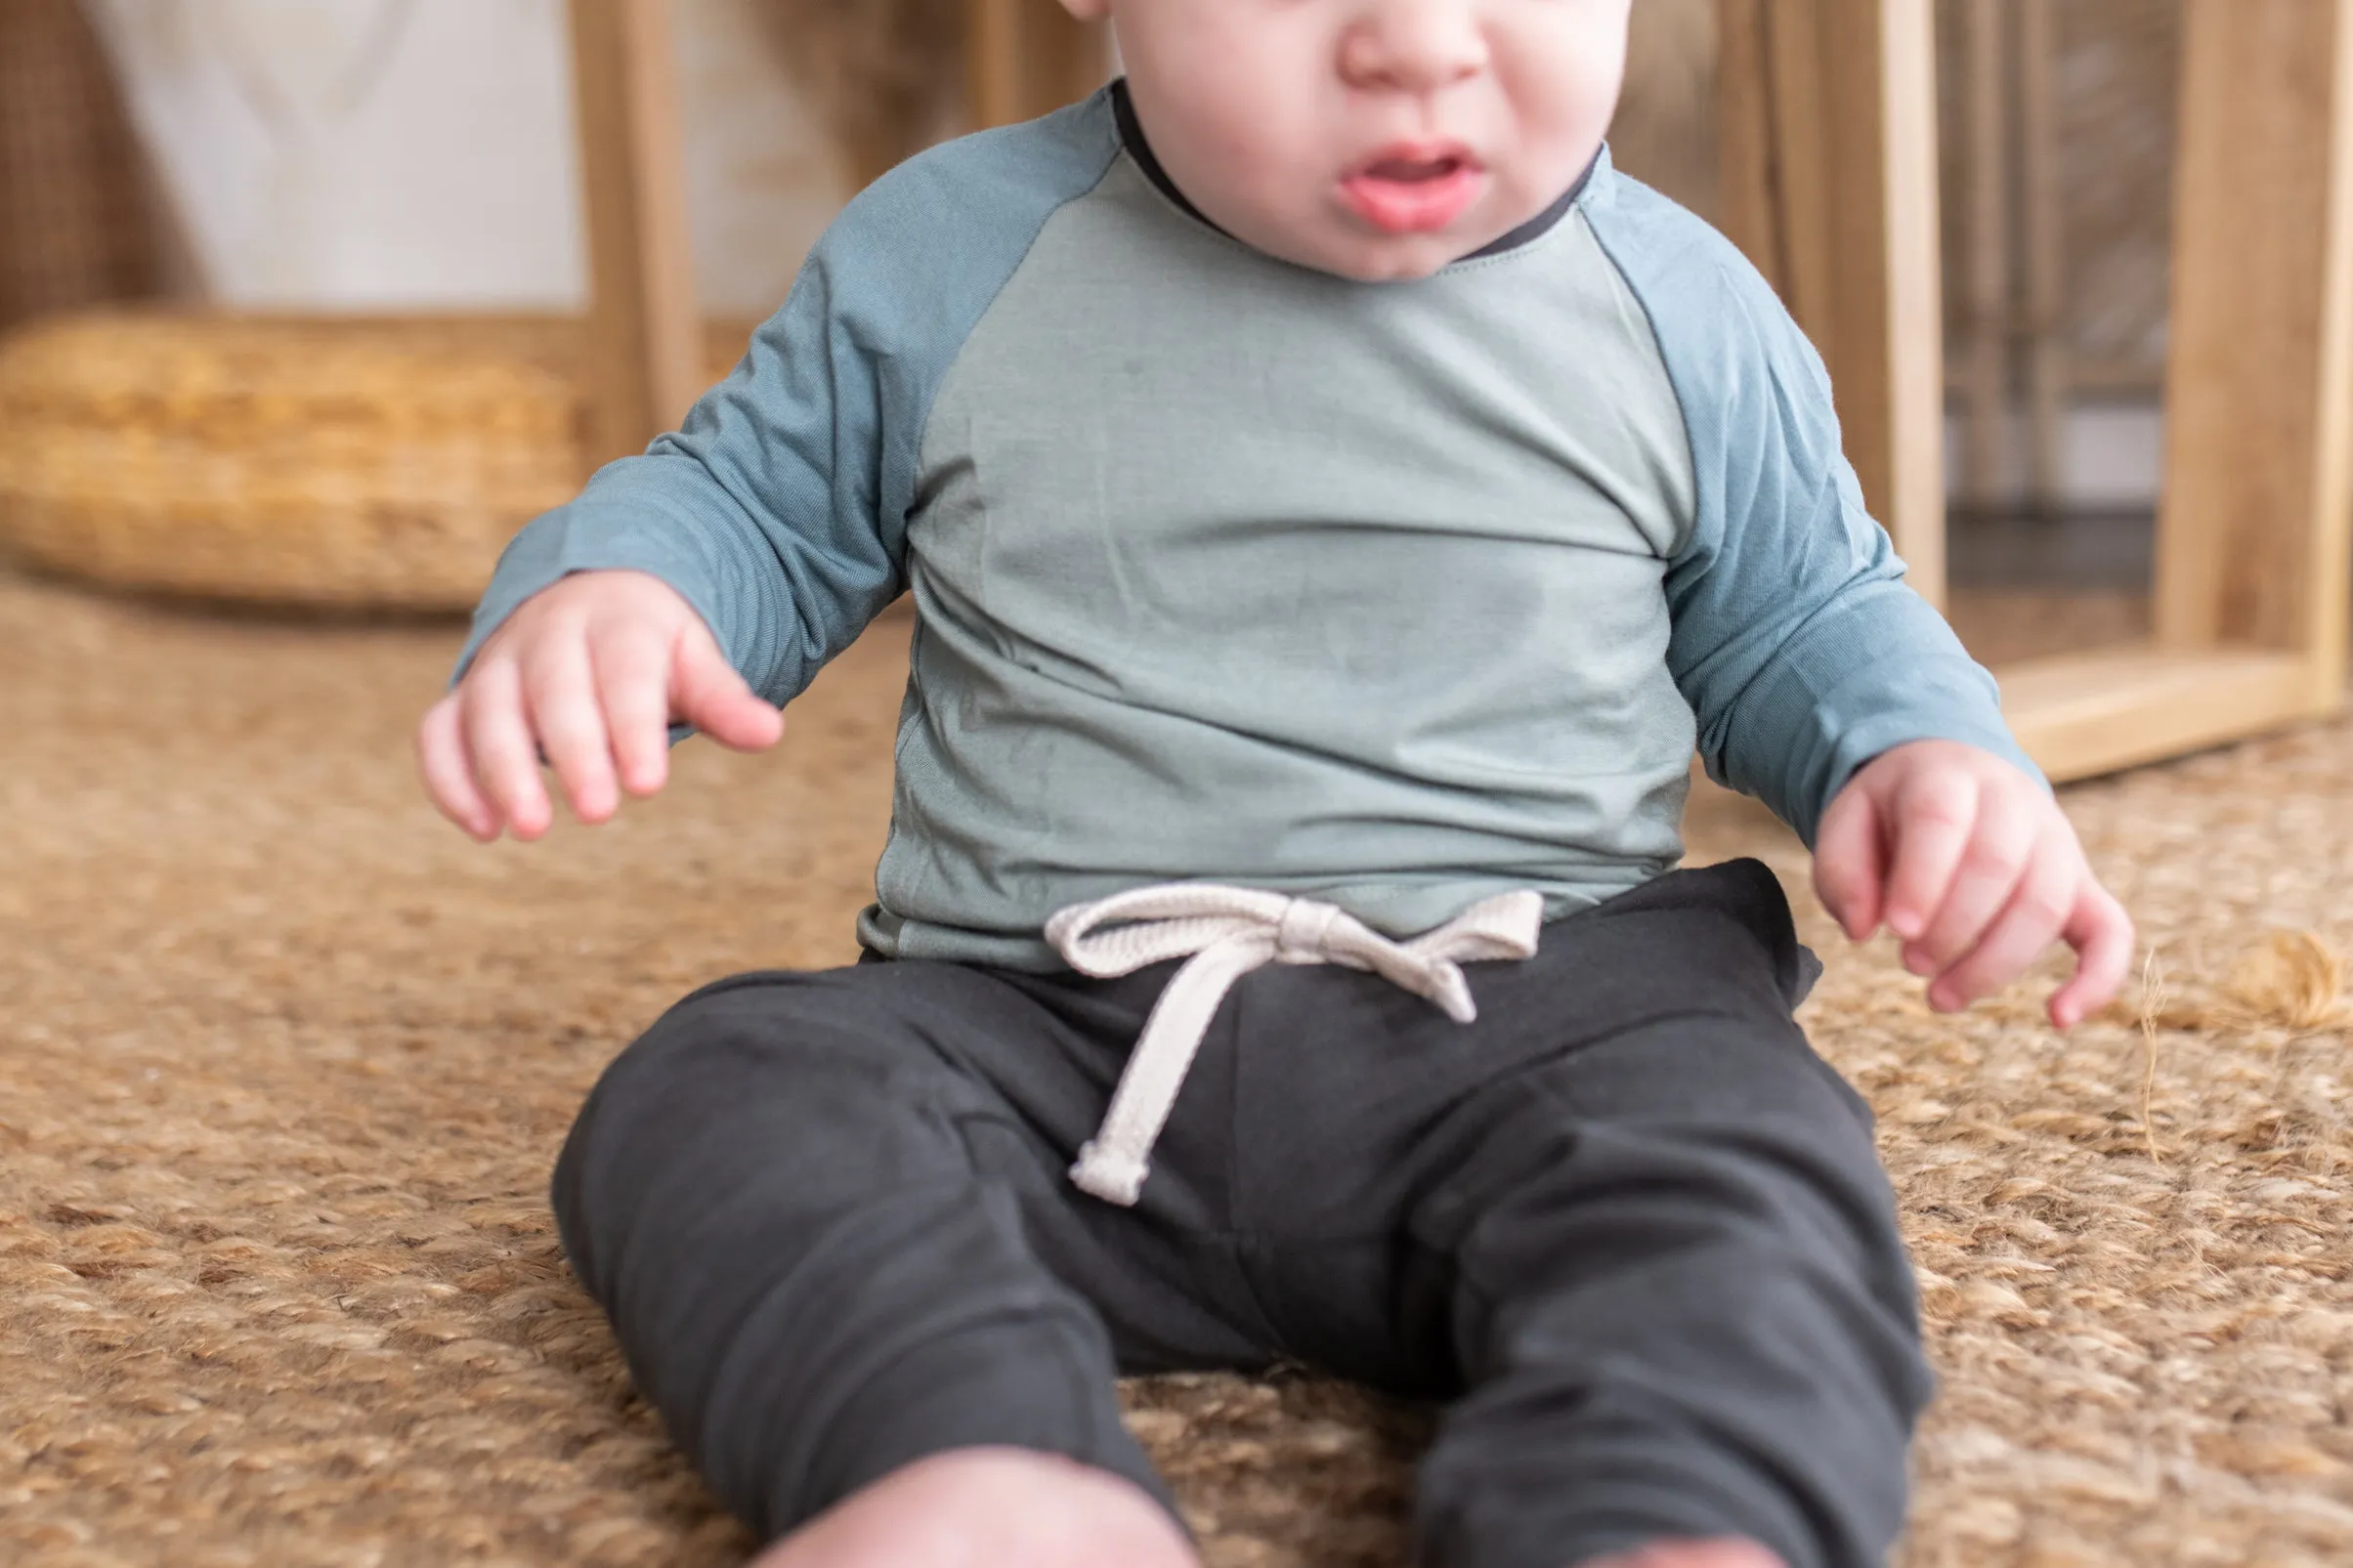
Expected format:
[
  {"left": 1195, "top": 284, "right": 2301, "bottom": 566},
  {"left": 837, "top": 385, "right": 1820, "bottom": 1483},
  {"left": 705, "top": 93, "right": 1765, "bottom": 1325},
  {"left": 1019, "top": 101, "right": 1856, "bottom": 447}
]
[
  {"left": 1599, "top": 198, "right": 2130, "bottom": 1026},
  {"left": 415, "top": 293, "right": 884, "bottom": 844},
  {"left": 415, "top": 570, "right": 783, "bottom": 841},
  {"left": 417, "top": 279, "right": 901, "bottom": 839},
  {"left": 416, "top": 155, "right": 966, "bottom": 839},
  {"left": 420, "top": 113, "right": 1124, "bottom": 844},
  {"left": 441, "top": 257, "right": 913, "bottom": 763}
]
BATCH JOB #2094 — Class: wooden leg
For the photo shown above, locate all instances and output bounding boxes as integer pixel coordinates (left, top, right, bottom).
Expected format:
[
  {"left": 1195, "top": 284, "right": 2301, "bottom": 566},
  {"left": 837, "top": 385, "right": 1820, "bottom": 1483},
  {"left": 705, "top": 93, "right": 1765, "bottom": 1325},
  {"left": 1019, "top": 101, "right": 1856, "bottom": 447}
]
[
  {"left": 1957, "top": 0, "right": 2010, "bottom": 512},
  {"left": 966, "top": 0, "right": 1109, "bottom": 131},
  {"left": 2157, "top": 0, "right": 2353, "bottom": 704},
  {"left": 2018, "top": 0, "right": 2070, "bottom": 513},
  {"left": 567, "top": 0, "right": 704, "bottom": 469},
  {"left": 1713, "top": 0, "right": 1948, "bottom": 609}
]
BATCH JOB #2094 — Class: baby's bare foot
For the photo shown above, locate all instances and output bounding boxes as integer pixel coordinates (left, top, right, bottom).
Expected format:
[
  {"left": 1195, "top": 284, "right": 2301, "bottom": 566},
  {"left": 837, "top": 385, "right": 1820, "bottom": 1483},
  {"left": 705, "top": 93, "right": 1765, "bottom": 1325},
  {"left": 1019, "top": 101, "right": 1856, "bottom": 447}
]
[
  {"left": 1576, "top": 1540, "right": 1788, "bottom": 1568},
  {"left": 749, "top": 1446, "right": 1199, "bottom": 1568}
]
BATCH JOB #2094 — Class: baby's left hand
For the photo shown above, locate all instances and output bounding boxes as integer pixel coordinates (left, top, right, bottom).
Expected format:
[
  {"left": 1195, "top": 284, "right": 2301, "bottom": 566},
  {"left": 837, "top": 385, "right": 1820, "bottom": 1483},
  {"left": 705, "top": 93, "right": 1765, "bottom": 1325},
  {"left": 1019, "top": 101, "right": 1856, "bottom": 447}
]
[{"left": 1813, "top": 740, "right": 2134, "bottom": 1028}]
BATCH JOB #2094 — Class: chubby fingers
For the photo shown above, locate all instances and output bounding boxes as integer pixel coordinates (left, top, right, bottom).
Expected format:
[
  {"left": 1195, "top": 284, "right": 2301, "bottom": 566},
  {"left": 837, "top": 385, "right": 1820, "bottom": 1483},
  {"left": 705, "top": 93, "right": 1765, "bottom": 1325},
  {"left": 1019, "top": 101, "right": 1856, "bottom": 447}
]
[
  {"left": 416, "top": 691, "right": 496, "bottom": 840},
  {"left": 1920, "top": 819, "right": 2078, "bottom": 1013},
  {"left": 1901, "top": 785, "right": 2039, "bottom": 981},
  {"left": 1880, "top": 767, "right": 1982, "bottom": 947},
  {"left": 475, "top": 618, "right": 674, "bottom": 833},
  {"left": 526, "top": 633, "right": 620, "bottom": 826},
  {"left": 1825, "top": 742, "right": 2135, "bottom": 1028},
  {"left": 671, "top": 621, "right": 784, "bottom": 753},
  {"left": 1812, "top": 784, "right": 1887, "bottom": 941},
  {"left": 598, "top": 620, "right": 678, "bottom": 797},
  {"left": 2050, "top": 882, "right": 2136, "bottom": 1028},
  {"left": 462, "top": 654, "right": 555, "bottom": 839}
]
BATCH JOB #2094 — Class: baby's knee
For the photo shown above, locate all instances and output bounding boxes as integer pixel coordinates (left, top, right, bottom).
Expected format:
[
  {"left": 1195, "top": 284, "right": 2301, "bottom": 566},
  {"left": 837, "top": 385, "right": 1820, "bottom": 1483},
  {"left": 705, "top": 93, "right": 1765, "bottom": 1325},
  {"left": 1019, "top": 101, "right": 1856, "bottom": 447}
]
[{"left": 752, "top": 1448, "right": 1199, "bottom": 1568}]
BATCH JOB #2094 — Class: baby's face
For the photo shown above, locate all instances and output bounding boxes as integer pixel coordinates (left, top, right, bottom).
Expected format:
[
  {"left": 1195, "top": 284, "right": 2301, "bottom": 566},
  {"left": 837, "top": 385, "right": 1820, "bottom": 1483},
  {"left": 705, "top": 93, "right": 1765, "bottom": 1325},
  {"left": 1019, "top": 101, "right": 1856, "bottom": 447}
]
[{"left": 1062, "top": 0, "right": 1632, "bottom": 279}]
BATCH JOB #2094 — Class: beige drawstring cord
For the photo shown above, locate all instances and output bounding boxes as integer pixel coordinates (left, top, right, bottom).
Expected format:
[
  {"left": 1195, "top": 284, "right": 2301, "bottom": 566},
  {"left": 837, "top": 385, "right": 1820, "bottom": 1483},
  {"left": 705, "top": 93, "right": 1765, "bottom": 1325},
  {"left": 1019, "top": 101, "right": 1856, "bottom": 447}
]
[{"left": 1044, "top": 884, "right": 1544, "bottom": 1206}]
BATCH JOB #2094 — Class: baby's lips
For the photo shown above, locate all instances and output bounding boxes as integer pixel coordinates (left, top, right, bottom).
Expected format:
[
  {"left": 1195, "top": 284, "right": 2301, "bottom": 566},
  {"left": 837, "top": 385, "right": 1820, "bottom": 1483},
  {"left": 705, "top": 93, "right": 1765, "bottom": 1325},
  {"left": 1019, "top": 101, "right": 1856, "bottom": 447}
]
[
  {"left": 1338, "top": 137, "right": 1487, "bottom": 234},
  {"left": 1339, "top": 164, "right": 1486, "bottom": 234}
]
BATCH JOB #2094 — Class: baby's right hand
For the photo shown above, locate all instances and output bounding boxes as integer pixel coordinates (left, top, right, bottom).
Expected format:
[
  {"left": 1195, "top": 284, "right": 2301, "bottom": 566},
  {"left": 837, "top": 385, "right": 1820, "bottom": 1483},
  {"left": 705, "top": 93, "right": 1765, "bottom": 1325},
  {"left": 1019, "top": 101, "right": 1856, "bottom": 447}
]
[{"left": 414, "top": 570, "right": 785, "bottom": 842}]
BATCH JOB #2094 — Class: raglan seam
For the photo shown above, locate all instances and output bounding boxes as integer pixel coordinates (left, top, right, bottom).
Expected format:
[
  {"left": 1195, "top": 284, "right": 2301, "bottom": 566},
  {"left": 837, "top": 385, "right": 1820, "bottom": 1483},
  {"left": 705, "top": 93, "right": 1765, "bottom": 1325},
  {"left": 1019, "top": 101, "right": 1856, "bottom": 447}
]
[{"left": 1576, "top": 221, "right": 1728, "bottom": 567}]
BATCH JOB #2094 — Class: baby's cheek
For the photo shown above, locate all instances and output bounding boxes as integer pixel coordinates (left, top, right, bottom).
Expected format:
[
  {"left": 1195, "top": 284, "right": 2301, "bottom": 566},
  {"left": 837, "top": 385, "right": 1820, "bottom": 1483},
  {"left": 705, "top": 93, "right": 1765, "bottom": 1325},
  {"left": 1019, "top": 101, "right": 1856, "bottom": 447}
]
[{"left": 1490, "top": 10, "right": 1628, "bottom": 167}]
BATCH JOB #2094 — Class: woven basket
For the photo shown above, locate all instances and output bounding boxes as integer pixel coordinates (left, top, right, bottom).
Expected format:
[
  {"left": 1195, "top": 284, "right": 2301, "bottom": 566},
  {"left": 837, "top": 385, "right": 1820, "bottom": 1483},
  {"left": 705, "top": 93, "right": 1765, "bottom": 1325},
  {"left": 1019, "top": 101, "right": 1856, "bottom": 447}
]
[{"left": 0, "top": 311, "right": 747, "bottom": 610}]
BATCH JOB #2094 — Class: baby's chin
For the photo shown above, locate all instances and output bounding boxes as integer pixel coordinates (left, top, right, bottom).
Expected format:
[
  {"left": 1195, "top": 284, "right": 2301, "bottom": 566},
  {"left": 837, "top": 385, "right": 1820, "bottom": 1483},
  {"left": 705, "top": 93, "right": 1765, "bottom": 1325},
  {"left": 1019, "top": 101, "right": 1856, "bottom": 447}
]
[
  {"left": 1245, "top": 195, "right": 1539, "bottom": 282},
  {"left": 1319, "top": 238, "right": 1472, "bottom": 282},
  {"left": 1250, "top": 221, "right": 1493, "bottom": 283}
]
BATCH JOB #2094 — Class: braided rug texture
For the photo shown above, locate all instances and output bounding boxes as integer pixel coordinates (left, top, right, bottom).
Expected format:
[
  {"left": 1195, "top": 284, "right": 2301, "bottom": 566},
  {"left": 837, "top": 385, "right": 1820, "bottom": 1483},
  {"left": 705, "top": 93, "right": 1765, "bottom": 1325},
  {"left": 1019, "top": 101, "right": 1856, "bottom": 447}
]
[{"left": 2, "top": 571, "right": 2347, "bottom": 1567}]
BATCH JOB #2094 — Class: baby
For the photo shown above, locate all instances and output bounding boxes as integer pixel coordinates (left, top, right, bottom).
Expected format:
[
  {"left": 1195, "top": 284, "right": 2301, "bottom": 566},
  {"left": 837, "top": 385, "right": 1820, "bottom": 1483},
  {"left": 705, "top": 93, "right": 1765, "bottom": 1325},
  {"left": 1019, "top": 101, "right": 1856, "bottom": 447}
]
[{"left": 417, "top": 2, "right": 2133, "bottom": 1565}]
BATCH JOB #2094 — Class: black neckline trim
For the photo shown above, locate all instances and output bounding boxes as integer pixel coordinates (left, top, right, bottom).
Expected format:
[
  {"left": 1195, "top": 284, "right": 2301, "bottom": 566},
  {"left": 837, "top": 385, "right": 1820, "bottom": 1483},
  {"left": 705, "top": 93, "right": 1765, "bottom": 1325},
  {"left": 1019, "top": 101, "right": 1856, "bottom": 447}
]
[{"left": 1109, "top": 79, "right": 1594, "bottom": 266}]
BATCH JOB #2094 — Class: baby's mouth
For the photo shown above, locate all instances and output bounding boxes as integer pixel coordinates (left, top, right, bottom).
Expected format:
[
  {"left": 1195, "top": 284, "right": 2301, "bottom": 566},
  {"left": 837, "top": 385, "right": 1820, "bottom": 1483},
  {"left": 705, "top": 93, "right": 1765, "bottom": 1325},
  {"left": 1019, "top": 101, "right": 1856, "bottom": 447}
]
[{"left": 1340, "top": 143, "right": 1488, "bottom": 235}]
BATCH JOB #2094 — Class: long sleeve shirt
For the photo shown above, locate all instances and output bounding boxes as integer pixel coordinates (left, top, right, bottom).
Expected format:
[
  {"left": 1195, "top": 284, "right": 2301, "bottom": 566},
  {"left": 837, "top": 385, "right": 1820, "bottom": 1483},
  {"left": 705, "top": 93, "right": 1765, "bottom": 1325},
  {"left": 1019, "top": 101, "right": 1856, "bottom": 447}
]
[{"left": 456, "top": 85, "right": 2038, "bottom": 969}]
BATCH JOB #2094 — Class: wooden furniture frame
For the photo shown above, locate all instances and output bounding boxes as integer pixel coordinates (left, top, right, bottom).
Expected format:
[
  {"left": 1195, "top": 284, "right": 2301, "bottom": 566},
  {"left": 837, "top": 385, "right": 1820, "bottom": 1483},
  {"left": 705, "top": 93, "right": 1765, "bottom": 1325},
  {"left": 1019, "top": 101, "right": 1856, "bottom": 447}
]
[
  {"left": 1720, "top": 0, "right": 2353, "bottom": 782},
  {"left": 566, "top": 0, "right": 703, "bottom": 469}
]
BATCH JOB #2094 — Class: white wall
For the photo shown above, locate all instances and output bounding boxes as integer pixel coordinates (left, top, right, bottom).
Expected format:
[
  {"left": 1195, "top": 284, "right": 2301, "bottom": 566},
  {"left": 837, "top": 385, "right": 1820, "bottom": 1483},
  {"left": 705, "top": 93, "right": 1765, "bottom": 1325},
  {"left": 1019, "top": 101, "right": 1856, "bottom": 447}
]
[{"left": 84, "top": 0, "right": 848, "bottom": 317}]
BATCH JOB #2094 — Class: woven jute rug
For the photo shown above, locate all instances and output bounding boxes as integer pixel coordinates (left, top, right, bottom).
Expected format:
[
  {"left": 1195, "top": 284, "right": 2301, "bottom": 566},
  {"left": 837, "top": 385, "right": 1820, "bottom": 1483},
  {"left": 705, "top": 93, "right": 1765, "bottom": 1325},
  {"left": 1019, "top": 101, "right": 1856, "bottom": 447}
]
[{"left": 3, "top": 570, "right": 2348, "bottom": 1567}]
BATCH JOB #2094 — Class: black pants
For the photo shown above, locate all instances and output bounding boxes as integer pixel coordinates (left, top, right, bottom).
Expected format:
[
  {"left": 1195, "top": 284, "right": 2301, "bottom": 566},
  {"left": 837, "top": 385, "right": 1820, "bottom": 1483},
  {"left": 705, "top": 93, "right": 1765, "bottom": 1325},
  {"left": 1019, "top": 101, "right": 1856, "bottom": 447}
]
[{"left": 551, "top": 860, "right": 1932, "bottom": 1568}]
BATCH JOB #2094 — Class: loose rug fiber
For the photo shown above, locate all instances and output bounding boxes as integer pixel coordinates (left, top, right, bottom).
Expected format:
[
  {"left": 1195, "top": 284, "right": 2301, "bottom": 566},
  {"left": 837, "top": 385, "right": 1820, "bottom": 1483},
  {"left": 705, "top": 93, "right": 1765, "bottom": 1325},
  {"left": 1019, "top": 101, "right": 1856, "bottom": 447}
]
[{"left": 2, "top": 569, "right": 2350, "bottom": 1567}]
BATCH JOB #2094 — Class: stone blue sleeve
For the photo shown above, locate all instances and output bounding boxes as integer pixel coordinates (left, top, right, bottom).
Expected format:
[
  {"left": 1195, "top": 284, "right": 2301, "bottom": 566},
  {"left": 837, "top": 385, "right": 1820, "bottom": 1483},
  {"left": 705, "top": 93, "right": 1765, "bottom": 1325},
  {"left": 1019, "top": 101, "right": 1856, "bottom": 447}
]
[
  {"left": 450, "top": 93, "right": 1124, "bottom": 708},
  {"left": 1582, "top": 160, "right": 2045, "bottom": 846}
]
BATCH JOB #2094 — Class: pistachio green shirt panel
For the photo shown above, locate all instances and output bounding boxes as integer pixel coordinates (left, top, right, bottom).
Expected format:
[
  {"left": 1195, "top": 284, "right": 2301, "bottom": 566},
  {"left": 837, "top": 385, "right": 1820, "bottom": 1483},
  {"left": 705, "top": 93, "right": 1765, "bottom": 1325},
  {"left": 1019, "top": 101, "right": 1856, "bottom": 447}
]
[{"left": 858, "top": 158, "right": 1701, "bottom": 968}]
